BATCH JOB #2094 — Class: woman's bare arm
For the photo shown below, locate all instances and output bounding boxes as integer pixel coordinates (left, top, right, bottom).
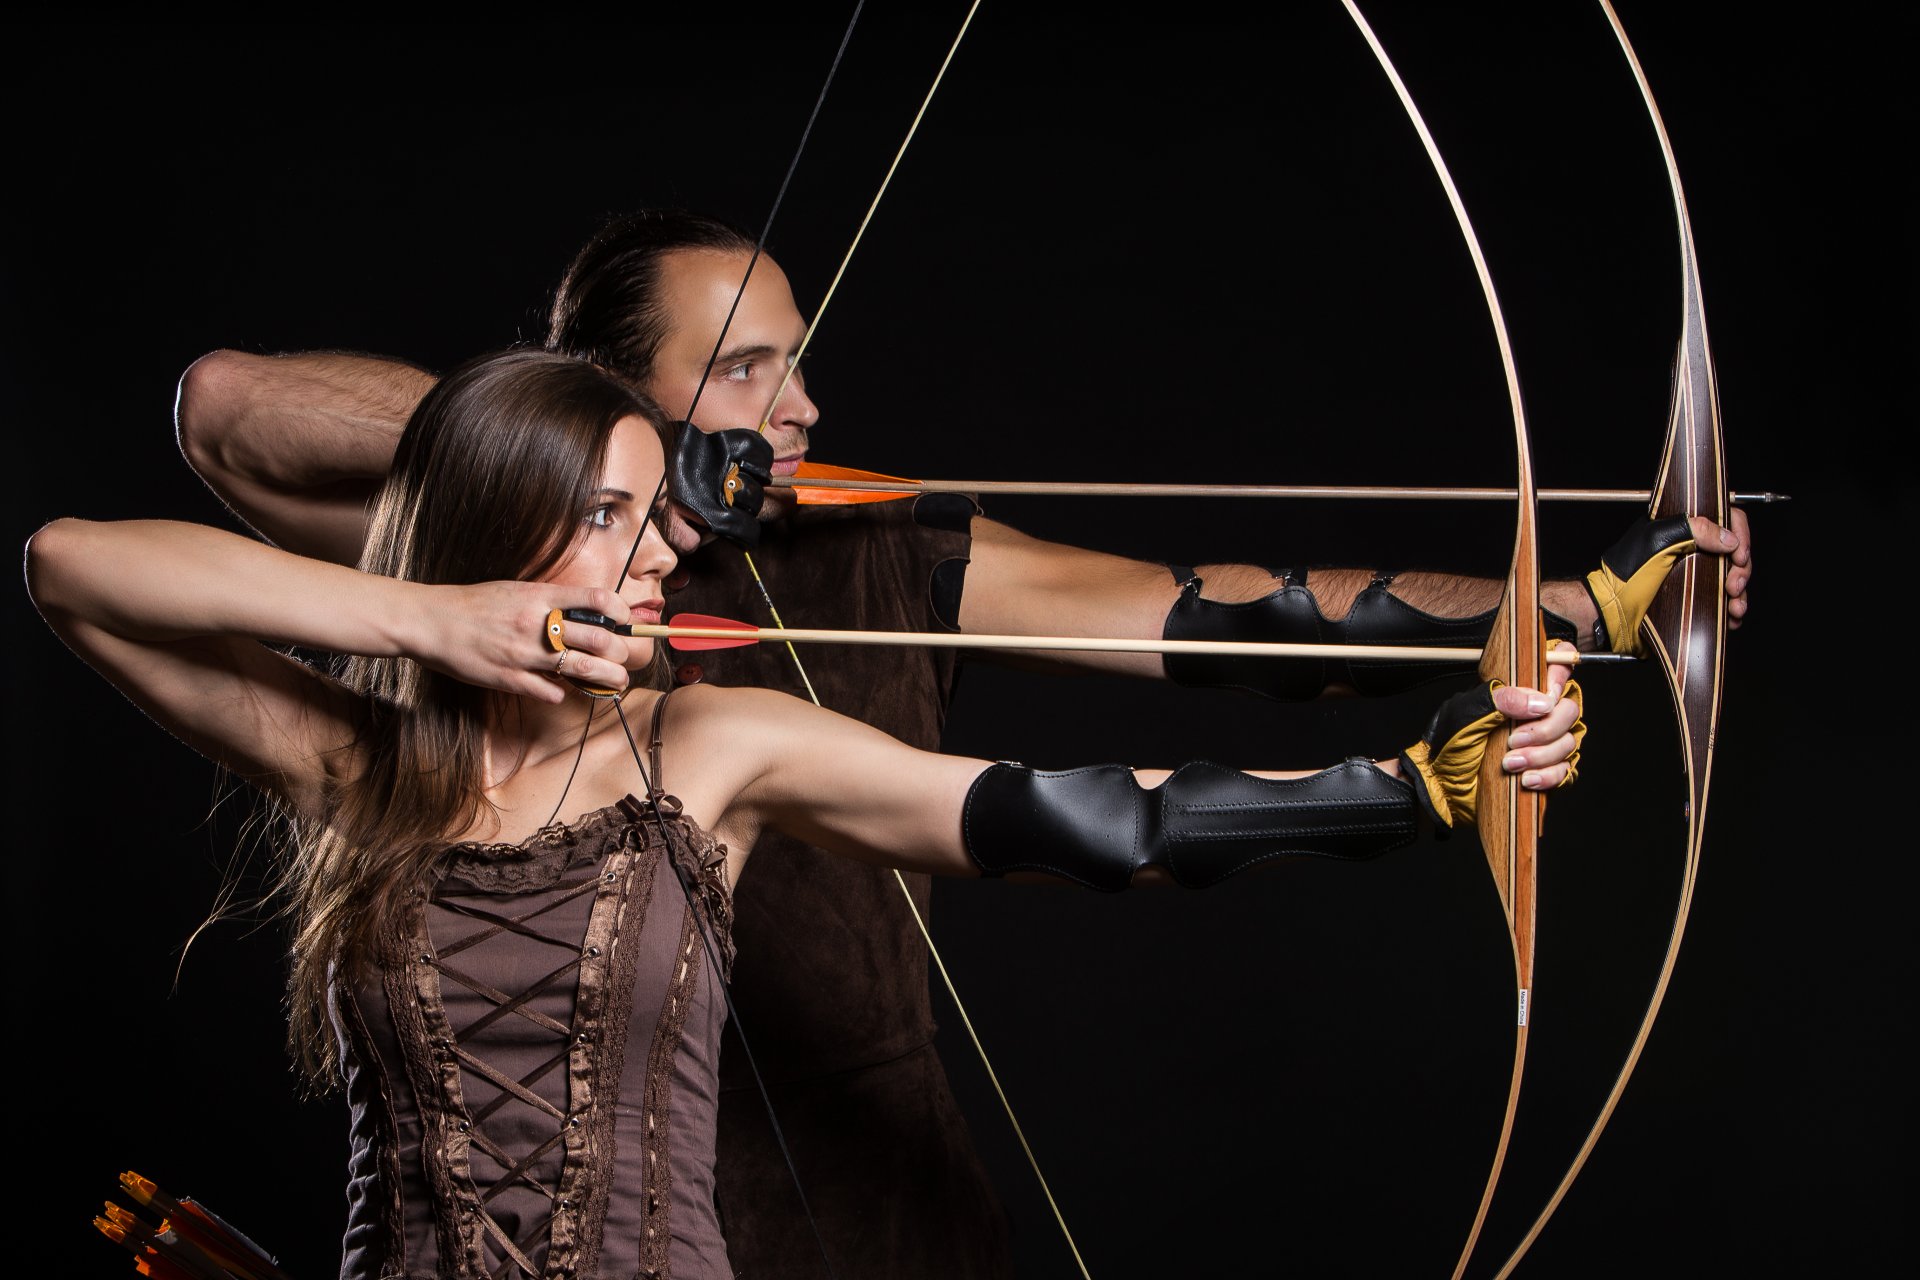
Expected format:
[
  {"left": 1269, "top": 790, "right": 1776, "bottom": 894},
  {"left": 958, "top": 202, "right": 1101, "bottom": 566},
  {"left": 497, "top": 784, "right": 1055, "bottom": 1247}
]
[
  {"left": 24, "top": 519, "right": 632, "bottom": 815},
  {"left": 668, "top": 673, "right": 1583, "bottom": 888}
]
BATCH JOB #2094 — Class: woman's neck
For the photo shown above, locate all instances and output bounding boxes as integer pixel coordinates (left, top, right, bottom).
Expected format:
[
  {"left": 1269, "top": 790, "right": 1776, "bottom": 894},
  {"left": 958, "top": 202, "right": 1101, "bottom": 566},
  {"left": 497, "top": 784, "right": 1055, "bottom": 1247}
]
[{"left": 469, "top": 689, "right": 652, "bottom": 838}]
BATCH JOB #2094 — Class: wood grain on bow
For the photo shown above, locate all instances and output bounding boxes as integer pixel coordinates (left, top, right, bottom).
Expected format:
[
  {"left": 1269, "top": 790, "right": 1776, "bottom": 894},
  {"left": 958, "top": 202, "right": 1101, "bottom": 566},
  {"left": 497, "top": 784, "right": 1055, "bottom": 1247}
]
[
  {"left": 1335, "top": 6, "right": 1547, "bottom": 1276},
  {"left": 1487, "top": 5, "right": 1728, "bottom": 1274}
]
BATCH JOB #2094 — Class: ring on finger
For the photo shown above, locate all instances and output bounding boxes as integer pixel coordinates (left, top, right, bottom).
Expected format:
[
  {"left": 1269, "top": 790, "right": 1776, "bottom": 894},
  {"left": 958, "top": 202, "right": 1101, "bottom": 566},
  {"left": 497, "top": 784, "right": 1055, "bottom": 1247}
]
[{"left": 554, "top": 649, "right": 570, "bottom": 675}]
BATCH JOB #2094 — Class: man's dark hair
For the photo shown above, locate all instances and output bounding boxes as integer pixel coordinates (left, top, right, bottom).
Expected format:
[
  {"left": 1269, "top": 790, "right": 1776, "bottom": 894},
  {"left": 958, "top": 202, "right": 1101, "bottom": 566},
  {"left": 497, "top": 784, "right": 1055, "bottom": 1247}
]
[{"left": 546, "top": 210, "right": 756, "bottom": 392}]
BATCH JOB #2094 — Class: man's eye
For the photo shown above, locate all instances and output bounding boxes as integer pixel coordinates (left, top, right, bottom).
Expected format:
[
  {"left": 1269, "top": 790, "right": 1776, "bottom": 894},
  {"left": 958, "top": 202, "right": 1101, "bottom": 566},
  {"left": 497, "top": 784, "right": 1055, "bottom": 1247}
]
[{"left": 718, "top": 362, "right": 753, "bottom": 383}]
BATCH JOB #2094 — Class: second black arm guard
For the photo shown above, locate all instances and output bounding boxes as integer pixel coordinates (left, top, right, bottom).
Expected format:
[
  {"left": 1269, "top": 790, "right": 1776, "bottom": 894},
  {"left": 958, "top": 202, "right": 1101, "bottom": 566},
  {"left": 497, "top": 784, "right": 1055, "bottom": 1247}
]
[
  {"left": 962, "top": 757, "right": 1418, "bottom": 891},
  {"left": 1162, "top": 567, "right": 1578, "bottom": 700}
]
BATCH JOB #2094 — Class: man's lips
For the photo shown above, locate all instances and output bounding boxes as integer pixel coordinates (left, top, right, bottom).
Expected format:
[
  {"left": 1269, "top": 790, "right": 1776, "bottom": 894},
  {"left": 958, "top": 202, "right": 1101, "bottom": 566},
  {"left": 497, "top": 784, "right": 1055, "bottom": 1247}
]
[{"left": 770, "top": 454, "right": 804, "bottom": 477}]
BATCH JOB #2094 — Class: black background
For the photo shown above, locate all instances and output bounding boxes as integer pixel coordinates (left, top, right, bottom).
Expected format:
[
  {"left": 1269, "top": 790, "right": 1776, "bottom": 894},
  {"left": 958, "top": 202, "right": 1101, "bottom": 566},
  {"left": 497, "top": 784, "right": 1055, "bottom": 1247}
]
[{"left": 8, "top": 5, "right": 1907, "bottom": 1277}]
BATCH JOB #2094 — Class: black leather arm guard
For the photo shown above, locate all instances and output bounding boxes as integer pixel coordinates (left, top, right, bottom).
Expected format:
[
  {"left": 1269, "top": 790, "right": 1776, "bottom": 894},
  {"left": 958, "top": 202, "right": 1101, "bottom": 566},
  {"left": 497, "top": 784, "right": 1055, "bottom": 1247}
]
[
  {"left": 1162, "top": 566, "right": 1578, "bottom": 700},
  {"left": 962, "top": 757, "right": 1418, "bottom": 891},
  {"left": 668, "top": 422, "right": 773, "bottom": 547}
]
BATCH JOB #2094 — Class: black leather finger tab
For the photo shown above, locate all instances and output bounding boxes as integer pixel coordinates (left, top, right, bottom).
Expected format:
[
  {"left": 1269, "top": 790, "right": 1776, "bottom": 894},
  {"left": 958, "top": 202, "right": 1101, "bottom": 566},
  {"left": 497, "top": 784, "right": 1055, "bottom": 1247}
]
[
  {"left": 963, "top": 763, "right": 1149, "bottom": 892},
  {"left": 1160, "top": 759, "right": 1419, "bottom": 886},
  {"left": 1163, "top": 578, "right": 1328, "bottom": 701},
  {"left": 668, "top": 422, "right": 774, "bottom": 547}
]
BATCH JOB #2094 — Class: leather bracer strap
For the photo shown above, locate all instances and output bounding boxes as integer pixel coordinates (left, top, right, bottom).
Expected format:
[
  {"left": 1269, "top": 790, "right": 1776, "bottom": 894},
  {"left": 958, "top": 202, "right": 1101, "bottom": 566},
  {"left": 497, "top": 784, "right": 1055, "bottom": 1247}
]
[
  {"left": 962, "top": 757, "right": 1419, "bottom": 891},
  {"left": 1162, "top": 565, "right": 1578, "bottom": 700}
]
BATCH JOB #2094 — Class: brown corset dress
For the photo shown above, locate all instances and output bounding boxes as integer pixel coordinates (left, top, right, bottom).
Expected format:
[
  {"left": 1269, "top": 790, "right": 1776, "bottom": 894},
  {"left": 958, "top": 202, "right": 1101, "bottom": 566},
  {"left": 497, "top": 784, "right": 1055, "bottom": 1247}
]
[{"left": 332, "top": 792, "right": 735, "bottom": 1280}]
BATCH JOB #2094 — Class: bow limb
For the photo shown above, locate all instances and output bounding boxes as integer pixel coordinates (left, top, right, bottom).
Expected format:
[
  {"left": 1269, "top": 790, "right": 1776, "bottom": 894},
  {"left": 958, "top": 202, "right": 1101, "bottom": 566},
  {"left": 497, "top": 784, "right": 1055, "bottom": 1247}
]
[
  {"left": 1488, "top": 6, "right": 1728, "bottom": 1274},
  {"left": 1334, "top": 6, "right": 1544, "bottom": 1276}
]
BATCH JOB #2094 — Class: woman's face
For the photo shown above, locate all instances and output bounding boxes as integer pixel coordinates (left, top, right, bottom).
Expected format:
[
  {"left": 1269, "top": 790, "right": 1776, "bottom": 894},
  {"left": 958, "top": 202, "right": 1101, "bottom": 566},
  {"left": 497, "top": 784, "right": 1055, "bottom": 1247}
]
[{"left": 545, "top": 415, "right": 677, "bottom": 669}]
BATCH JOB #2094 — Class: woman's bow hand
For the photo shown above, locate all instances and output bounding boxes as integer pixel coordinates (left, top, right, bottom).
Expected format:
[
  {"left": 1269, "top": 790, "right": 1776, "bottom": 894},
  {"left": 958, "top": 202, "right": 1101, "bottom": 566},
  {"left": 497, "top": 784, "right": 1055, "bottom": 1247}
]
[{"left": 1398, "top": 644, "right": 1587, "bottom": 831}]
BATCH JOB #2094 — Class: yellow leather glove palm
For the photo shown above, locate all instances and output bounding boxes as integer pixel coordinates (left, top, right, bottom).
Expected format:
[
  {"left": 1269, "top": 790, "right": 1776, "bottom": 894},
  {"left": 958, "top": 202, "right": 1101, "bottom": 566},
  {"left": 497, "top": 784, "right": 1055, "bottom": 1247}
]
[
  {"left": 1398, "top": 679, "right": 1586, "bottom": 831},
  {"left": 1586, "top": 517, "right": 1699, "bottom": 656}
]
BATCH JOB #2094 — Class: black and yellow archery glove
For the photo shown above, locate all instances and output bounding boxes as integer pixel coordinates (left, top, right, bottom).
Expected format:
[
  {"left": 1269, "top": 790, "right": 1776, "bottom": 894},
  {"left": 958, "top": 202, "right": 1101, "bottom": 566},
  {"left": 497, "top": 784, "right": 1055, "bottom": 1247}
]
[
  {"left": 1396, "top": 679, "right": 1587, "bottom": 833},
  {"left": 1586, "top": 516, "right": 1698, "bottom": 656}
]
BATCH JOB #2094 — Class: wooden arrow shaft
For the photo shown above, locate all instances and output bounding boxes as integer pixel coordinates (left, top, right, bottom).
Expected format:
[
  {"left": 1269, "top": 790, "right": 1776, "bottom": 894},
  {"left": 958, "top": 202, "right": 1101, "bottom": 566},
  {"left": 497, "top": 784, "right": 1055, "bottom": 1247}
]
[
  {"left": 622, "top": 621, "right": 1626, "bottom": 664},
  {"left": 772, "top": 474, "right": 1783, "bottom": 503}
]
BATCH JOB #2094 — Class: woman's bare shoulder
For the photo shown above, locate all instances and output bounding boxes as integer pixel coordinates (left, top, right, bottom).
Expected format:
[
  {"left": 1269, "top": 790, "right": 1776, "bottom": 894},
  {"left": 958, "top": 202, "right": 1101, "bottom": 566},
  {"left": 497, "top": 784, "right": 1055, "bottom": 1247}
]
[{"left": 661, "top": 681, "right": 815, "bottom": 720}]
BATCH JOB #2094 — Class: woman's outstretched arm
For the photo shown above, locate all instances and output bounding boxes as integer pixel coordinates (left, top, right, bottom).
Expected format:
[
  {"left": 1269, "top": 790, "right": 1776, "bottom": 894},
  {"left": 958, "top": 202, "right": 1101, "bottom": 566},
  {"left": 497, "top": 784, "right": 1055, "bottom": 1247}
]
[{"left": 667, "top": 663, "right": 1584, "bottom": 889}]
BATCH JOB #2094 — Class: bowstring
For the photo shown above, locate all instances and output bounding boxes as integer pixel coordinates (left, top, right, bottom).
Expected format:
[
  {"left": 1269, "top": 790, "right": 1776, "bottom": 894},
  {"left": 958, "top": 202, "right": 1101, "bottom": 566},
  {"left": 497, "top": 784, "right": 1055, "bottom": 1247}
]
[
  {"left": 732, "top": 4, "right": 1092, "bottom": 1276},
  {"left": 543, "top": 5, "right": 874, "bottom": 1273}
]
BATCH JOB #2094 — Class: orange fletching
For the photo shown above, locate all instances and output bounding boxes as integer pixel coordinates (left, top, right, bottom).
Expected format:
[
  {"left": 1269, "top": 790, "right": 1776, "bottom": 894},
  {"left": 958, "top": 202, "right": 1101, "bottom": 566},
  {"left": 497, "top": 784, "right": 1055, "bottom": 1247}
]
[
  {"left": 788, "top": 460, "right": 917, "bottom": 505},
  {"left": 665, "top": 613, "right": 761, "bottom": 651}
]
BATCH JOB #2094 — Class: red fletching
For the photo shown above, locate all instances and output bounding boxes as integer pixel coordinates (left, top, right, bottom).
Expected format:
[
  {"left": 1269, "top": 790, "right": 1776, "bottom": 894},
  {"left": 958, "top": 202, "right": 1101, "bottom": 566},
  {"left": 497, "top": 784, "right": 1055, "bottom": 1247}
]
[{"left": 664, "top": 613, "right": 761, "bottom": 651}]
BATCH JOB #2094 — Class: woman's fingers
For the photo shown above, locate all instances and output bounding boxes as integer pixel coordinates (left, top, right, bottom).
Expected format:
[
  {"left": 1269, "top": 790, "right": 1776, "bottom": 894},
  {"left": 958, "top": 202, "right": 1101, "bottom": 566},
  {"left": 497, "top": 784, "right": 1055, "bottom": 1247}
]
[
  {"left": 554, "top": 652, "right": 631, "bottom": 693},
  {"left": 537, "top": 587, "right": 633, "bottom": 691},
  {"left": 556, "top": 618, "right": 627, "bottom": 664},
  {"left": 1493, "top": 670, "right": 1583, "bottom": 787},
  {"left": 1544, "top": 640, "right": 1577, "bottom": 700},
  {"left": 1517, "top": 760, "right": 1571, "bottom": 790}
]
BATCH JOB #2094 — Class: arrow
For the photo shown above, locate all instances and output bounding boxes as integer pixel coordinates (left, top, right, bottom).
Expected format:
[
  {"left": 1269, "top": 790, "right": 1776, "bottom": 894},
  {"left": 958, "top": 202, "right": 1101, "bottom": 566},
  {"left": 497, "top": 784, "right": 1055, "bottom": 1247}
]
[
  {"left": 771, "top": 460, "right": 1785, "bottom": 505},
  {"left": 562, "top": 610, "right": 1632, "bottom": 664}
]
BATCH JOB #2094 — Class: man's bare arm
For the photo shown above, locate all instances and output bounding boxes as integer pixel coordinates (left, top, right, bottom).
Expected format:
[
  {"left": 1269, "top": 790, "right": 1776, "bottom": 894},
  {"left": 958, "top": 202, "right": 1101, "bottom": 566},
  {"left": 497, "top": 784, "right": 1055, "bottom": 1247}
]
[
  {"left": 176, "top": 350, "right": 433, "bottom": 564},
  {"left": 961, "top": 513, "right": 1750, "bottom": 688}
]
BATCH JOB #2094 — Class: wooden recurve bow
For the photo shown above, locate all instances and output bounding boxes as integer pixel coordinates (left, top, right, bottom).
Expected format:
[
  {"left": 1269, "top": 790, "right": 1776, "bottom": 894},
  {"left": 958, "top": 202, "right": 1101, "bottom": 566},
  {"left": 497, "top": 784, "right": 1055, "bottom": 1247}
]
[
  {"left": 1486, "top": 5, "right": 1729, "bottom": 1274},
  {"left": 1333, "top": 6, "right": 1548, "bottom": 1276}
]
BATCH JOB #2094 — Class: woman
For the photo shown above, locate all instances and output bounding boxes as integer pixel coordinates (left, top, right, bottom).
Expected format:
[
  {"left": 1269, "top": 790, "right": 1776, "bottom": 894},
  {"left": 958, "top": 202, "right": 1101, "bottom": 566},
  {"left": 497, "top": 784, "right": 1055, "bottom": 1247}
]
[{"left": 27, "top": 350, "right": 1582, "bottom": 1279}]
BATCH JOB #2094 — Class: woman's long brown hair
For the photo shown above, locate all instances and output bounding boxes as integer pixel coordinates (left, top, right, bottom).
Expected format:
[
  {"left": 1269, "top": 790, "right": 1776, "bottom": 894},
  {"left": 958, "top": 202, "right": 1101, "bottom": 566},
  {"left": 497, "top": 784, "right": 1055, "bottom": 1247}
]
[{"left": 284, "top": 348, "right": 664, "bottom": 1087}]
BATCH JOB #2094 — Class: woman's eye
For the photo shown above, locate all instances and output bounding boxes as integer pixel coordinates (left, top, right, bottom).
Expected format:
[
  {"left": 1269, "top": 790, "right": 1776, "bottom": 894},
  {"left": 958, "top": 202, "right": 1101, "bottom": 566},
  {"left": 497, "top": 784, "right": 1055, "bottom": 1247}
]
[{"left": 586, "top": 505, "right": 617, "bottom": 529}]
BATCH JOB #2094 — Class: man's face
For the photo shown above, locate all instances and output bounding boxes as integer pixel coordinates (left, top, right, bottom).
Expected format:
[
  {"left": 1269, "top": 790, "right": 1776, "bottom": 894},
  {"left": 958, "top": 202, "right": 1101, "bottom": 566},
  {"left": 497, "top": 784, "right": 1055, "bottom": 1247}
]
[{"left": 647, "top": 248, "right": 820, "bottom": 529}]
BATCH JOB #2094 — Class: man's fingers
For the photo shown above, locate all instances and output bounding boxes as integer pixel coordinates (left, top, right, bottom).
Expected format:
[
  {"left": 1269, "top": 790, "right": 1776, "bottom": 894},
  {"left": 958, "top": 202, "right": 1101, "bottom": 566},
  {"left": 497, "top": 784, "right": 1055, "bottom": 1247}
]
[
  {"left": 1687, "top": 514, "right": 1732, "bottom": 551},
  {"left": 663, "top": 502, "right": 707, "bottom": 556},
  {"left": 1727, "top": 506, "right": 1753, "bottom": 565}
]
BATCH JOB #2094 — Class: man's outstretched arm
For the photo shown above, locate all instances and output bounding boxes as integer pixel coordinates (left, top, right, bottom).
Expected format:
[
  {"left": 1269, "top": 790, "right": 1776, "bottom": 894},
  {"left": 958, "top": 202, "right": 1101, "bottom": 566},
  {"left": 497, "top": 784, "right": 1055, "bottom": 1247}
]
[
  {"left": 958, "top": 510, "right": 1751, "bottom": 693},
  {"left": 176, "top": 350, "right": 432, "bottom": 564}
]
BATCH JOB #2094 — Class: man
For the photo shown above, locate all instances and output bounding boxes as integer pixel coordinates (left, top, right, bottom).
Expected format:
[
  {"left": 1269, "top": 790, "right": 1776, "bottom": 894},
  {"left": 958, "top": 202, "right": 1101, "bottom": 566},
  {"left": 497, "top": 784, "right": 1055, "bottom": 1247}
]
[{"left": 177, "top": 209, "right": 1751, "bottom": 1278}]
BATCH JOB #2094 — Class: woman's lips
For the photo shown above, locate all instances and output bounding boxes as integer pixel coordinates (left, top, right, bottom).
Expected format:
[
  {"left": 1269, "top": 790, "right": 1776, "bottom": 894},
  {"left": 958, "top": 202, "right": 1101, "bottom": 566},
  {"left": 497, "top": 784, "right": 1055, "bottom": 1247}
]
[{"left": 627, "top": 600, "right": 665, "bottom": 626}]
